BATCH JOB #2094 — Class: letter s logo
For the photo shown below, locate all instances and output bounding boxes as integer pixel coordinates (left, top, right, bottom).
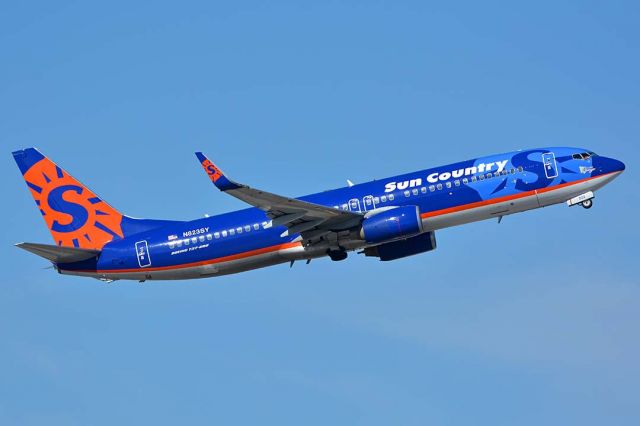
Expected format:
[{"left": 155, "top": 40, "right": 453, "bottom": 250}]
[
  {"left": 511, "top": 149, "right": 551, "bottom": 192},
  {"left": 203, "top": 160, "right": 222, "bottom": 183},
  {"left": 47, "top": 185, "right": 89, "bottom": 232},
  {"left": 385, "top": 182, "right": 396, "bottom": 193}
]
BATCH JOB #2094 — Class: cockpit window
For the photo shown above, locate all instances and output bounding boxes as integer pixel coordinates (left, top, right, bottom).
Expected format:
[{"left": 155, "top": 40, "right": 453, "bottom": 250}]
[{"left": 573, "top": 152, "right": 595, "bottom": 160}]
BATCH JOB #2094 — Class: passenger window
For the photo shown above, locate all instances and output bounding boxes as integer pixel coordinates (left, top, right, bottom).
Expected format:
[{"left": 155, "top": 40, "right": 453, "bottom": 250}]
[
  {"left": 229, "top": 229, "right": 235, "bottom": 236},
  {"left": 389, "top": 194, "right": 395, "bottom": 201},
  {"left": 462, "top": 178, "right": 469, "bottom": 184},
  {"left": 244, "top": 225, "right": 251, "bottom": 232},
  {"left": 341, "top": 204, "right": 348, "bottom": 210},
  {"left": 454, "top": 180, "right": 460, "bottom": 187},
  {"left": 420, "top": 187, "right": 426, "bottom": 194},
  {"left": 437, "top": 183, "right": 443, "bottom": 190},
  {"left": 517, "top": 166, "right": 524, "bottom": 172},
  {"left": 236, "top": 227, "right": 242, "bottom": 234},
  {"left": 222, "top": 230, "right": 228, "bottom": 237},
  {"left": 479, "top": 174, "right": 485, "bottom": 181},
  {"left": 191, "top": 237, "right": 197, "bottom": 244},
  {"left": 184, "top": 239, "right": 190, "bottom": 246},
  {"left": 253, "top": 224, "right": 259, "bottom": 230},
  {"left": 206, "top": 234, "right": 212, "bottom": 241},
  {"left": 486, "top": 173, "right": 492, "bottom": 179},
  {"left": 501, "top": 170, "right": 507, "bottom": 176},
  {"left": 510, "top": 168, "right": 515, "bottom": 174},
  {"left": 471, "top": 176, "right": 477, "bottom": 182},
  {"left": 169, "top": 242, "right": 175, "bottom": 249},
  {"left": 199, "top": 236, "right": 205, "bottom": 242},
  {"left": 374, "top": 197, "right": 380, "bottom": 203},
  {"left": 176, "top": 240, "right": 183, "bottom": 248},
  {"left": 381, "top": 195, "right": 387, "bottom": 202},
  {"left": 365, "top": 198, "right": 372, "bottom": 205},
  {"left": 404, "top": 190, "right": 410, "bottom": 197},
  {"left": 262, "top": 221, "right": 269, "bottom": 228},
  {"left": 214, "top": 232, "right": 220, "bottom": 239},
  {"left": 412, "top": 188, "right": 418, "bottom": 196},
  {"left": 446, "top": 182, "right": 452, "bottom": 189},
  {"left": 429, "top": 185, "right": 435, "bottom": 192}
]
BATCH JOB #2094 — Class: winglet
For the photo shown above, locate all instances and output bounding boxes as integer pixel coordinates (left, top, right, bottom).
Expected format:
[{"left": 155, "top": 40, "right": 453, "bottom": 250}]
[{"left": 195, "top": 152, "right": 242, "bottom": 191}]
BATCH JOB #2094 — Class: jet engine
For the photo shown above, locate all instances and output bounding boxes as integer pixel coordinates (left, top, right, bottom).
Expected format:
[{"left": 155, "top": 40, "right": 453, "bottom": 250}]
[{"left": 360, "top": 205, "right": 423, "bottom": 244}]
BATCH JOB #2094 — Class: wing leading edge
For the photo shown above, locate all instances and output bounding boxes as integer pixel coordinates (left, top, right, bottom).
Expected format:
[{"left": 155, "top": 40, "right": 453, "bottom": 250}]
[{"left": 195, "top": 152, "right": 362, "bottom": 239}]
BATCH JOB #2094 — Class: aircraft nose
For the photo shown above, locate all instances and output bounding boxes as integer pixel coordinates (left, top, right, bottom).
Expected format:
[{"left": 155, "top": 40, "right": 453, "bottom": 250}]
[
  {"left": 598, "top": 156, "right": 625, "bottom": 174},
  {"left": 610, "top": 158, "right": 625, "bottom": 173}
]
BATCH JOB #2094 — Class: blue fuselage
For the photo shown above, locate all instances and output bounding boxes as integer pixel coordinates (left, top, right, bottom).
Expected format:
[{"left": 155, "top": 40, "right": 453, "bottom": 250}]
[{"left": 58, "top": 147, "right": 625, "bottom": 281}]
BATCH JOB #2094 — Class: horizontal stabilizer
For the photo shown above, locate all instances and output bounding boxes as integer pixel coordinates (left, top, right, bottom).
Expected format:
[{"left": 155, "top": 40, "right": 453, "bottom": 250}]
[{"left": 16, "top": 242, "right": 100, "bottom": 263}]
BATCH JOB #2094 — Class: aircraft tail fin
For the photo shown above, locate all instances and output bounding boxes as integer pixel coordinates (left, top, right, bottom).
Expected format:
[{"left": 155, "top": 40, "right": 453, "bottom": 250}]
[{"left": 12, "top": 148, "right": 179, "bottom": 250}]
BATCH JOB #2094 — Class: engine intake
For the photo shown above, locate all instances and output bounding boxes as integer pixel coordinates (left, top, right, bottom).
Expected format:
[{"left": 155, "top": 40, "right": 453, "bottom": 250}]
[{"left": 360, "top": 205, "right": 423, "bottom": 244}]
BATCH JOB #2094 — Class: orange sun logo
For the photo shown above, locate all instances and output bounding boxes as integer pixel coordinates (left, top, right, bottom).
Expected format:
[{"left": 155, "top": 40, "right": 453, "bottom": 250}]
[
  {"left": 202, "top": 159, "right": 223, "bottom": 183},
  {"left": 23, "top": 159, "right": 124, "bottom": 250}
]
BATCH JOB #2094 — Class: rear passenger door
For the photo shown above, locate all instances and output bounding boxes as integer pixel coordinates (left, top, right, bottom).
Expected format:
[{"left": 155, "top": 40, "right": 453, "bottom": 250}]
[{"left": 135, "top": 240, "right": 151, "bottom": 268}]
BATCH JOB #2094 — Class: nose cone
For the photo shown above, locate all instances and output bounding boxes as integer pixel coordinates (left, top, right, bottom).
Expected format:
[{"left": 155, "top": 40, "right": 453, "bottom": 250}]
[
  {"left": 608, "top": 158, "right": 626, "bottom": 173},
  {"left": 595, "top": 156, "right": 625, "bottom": 174}
]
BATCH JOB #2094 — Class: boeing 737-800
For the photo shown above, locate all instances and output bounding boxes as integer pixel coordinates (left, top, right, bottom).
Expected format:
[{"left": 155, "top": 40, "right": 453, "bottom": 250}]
[{"left": 13, "top": 147, "right": 624, "bottom": 282}]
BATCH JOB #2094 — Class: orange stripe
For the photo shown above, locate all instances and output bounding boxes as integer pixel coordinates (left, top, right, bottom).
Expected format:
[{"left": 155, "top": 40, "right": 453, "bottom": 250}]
[
  {"left": 421, "top": 172, "right": 615, "bottom": 219},
  {"left": 94, "top": 241, "right": 302, "bottom": 274}
]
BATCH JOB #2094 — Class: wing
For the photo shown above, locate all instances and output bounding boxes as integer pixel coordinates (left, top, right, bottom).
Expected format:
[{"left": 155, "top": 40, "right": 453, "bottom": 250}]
[{"left": 195, "top": 152, "right": 363, "bottom": 239}]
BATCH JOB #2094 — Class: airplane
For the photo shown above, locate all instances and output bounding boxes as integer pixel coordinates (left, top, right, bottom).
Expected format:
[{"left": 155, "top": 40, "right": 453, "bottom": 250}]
[{"left": 12, "top": 147, "right": 624, "bottom": 282}]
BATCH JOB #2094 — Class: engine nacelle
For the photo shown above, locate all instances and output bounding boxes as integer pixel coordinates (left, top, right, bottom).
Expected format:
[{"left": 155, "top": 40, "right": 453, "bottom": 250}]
[
  {"left": 360, "top": 205, "right": 423, "bottom": 244},
  {"left": 364, "top": 232, "right": 437, "bottom": 261}
]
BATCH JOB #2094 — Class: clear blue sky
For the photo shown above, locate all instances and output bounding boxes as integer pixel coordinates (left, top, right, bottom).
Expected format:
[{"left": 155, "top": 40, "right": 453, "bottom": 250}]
[{"left": 1, "top": 1, "right": 639, "bottom": 424}]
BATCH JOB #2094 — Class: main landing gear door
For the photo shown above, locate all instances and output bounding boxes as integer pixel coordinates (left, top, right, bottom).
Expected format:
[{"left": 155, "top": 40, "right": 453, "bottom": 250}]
[
  {"left": 135, "top": 240, "right": 151, "bottom": 268},
  {"left": 542, "top": 152, "right": 558, "bottom": 179}
]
